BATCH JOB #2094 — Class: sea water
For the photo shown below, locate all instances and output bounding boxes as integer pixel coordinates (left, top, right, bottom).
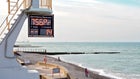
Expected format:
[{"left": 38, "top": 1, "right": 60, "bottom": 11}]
[{"left": 18, "top": 42, "right": 140, "bottom": 79}]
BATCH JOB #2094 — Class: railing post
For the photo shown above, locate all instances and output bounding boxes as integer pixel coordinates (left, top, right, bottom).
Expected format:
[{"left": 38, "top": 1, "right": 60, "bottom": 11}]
[
  {"left": 16, "top": 1, "right": 18, "bottom": 12},
  {"left": 6, "top": 17, "right": 10, "bottom": 31},
  {"left": 50, "top": 0, "right": 52, "bottom": 9},
  {"left": 7, "top": 0, "right": 10, "bottom": 14},
  {"left": 41, "top": 0, "right": 43, "bottom": 7},
  {"left": 23, "top": 0, "right": 26, "bottom": 8},
  {"left": 23, "top": 0, "right": 30, "bottom": 9}
]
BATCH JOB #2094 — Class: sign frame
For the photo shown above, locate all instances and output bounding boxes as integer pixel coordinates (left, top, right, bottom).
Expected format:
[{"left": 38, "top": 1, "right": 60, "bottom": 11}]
[
  {"left": 52, "top": 68, "right": 60, "bottom": 73},
  {"left": 28, "top": 14, "right": 54, "bottom": 37}
]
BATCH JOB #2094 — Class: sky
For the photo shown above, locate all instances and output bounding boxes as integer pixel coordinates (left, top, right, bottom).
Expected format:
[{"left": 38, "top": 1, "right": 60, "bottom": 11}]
[{"left": 1, "top": 0, "right": 140, "bottom": 42}]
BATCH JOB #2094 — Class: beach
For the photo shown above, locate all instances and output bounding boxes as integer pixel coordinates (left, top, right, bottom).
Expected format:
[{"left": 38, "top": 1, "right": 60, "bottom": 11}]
[{"left": 18, "top": 52, "right": 112, "bottom": 79}]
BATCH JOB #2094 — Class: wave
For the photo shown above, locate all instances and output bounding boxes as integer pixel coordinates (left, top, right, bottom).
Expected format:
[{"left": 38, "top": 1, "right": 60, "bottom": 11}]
[
  {"left": 58, "top": 56, "right": 123, "bottom": 79},
  {"left": 80, "top": 65, "right": 122, "bottom": 79}
]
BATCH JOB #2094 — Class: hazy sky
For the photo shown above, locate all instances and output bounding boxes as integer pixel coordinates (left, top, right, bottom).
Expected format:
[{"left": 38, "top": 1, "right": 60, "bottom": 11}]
[{"left": 1, "top": 0, "right": 140, "bottom": 42}]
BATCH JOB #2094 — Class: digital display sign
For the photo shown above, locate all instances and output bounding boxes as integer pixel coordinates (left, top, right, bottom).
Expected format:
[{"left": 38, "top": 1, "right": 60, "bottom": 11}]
[{"left": 28, "top": 15, "right": 54, "bottom": 37}]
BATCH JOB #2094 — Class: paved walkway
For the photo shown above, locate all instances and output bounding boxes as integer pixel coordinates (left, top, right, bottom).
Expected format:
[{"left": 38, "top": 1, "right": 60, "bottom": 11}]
[{"left": 18, "top": 52, "right": 110, "bottom": 79}]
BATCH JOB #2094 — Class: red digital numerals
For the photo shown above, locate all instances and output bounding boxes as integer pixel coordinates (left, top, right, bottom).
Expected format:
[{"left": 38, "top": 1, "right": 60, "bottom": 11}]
[{"left": 31, "top": 18, "right": 51, "bottom": 26}]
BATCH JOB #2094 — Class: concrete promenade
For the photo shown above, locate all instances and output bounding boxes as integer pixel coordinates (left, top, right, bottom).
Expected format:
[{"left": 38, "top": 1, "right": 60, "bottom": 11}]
[{"left": 18, "top": 52, "right": 111, "bottom": 79}]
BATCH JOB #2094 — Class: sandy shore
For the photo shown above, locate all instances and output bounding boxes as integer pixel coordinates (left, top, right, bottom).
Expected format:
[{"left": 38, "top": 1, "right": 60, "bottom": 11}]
[{"left": 18, "top": 52, "right": 112, "bottom": 79}]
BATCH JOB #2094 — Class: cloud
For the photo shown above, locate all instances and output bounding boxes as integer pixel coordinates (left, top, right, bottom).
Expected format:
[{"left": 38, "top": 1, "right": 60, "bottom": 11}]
[
  {"left": 53, "top": 0, "right": 103, "bottom": 8},
  {"left": 50, "top": 0, "right": 140, "bottom": 42},
  {"left": 12, "top": 0, "right": 140, "bottom": 42}
]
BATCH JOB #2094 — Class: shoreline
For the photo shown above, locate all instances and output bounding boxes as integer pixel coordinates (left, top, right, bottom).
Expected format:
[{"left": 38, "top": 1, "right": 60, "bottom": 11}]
[
  {"left": 18, "top": 52, "right": 116, "bottom": 79},
  {"left": 52, "top": 56, "right": 119, "bottom": 79},
  {"left": 56, "top": 56, "right": 121, "bottom": 79}
]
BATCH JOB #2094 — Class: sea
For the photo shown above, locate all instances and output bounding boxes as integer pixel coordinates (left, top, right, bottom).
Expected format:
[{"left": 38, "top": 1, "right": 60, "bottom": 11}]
[{"left": 16, "top": 42, "right": 140, "bottom": 79}]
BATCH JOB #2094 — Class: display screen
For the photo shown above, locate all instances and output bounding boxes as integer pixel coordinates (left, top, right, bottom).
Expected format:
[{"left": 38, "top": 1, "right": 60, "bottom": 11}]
[{"left": 28, "top": 15, "right": 54, "bottom": 37}]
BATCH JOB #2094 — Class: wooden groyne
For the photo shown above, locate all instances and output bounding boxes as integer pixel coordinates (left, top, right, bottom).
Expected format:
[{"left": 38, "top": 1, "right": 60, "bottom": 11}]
[
  {"left": 25, "top": 52, "right": 120, "bottom": 55},
  {"left": 24, "top": 51, "right": 86, "bottom": 55},
  {"left": 14, "top": 49, "right": 120, "bottom": 55},
  {"left": 14, "top": 48, "right": 120, "bottom": 55},
  {"left": 93, "top": 52, "right": 120, "bottom": 54}
]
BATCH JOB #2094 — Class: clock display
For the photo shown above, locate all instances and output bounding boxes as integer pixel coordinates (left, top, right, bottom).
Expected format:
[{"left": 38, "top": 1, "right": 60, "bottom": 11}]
[{"left": 28, "top": 15, "right": 54, "bottom": 37}]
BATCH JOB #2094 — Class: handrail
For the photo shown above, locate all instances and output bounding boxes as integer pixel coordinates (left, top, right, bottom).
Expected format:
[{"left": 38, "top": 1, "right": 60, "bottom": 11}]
[
  {"left": 0, "top": 0, "right": 52, "bottom": 41},
  {"left": 3, "top": 0, "right": 32, "bottom": 58},
  {"left": 0, "top": 0, "right": 31, "bottom": 38},
  {"left": 40, "top": 0, "right": 52, "bottom": 9}
]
